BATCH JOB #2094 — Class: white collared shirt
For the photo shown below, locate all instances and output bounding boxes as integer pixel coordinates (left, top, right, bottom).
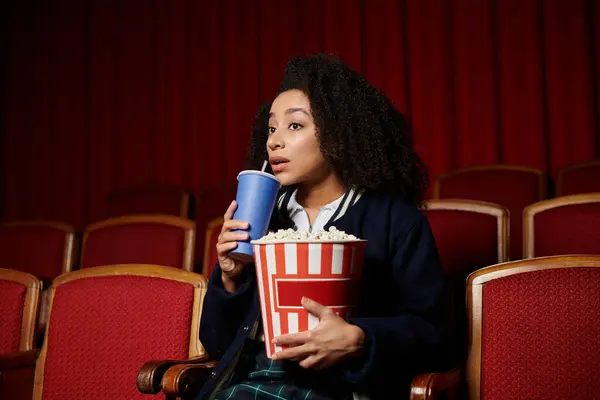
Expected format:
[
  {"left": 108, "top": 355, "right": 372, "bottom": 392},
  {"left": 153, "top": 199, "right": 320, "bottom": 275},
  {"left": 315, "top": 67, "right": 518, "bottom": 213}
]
[{"left": 286, "top": 189, "right": 345, "bottom": 232}]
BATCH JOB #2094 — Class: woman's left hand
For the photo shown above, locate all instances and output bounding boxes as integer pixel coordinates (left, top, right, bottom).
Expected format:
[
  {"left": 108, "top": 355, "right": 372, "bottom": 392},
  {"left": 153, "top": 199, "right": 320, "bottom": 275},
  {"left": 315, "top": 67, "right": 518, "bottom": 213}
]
[{"left": 271, "top": 297, "right": 366, "bottom": 369}]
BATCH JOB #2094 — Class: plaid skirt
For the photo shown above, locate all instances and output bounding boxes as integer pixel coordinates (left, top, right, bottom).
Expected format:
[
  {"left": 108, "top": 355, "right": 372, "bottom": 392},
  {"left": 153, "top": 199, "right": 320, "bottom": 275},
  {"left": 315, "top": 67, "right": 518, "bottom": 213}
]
[{"left": 213, "top": 339, "right": 352, "bottom": 400}]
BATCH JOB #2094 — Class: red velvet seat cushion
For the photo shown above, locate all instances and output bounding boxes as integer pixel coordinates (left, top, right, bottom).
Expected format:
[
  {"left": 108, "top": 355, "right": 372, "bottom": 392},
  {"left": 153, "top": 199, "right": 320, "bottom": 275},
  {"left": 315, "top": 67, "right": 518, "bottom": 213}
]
[
  {"left": 82, "top": 223, "right": 185, "bottom": 269},
  {"left": 560, "top": 164, "right": 600, "bottom": 195},
  {"left": 533, "top": 202, "right": 600, "bottom": 257},
  {"left": 0, "top": 225, "right": 68, "bottom": 282},
  {"left": 437, "top": 169, "right": 541, "bottom": 260},
  {"left": 0, "top": 279, "right": 26, "bottom": 353},
  {"left": 42, "top": 275, "right": 194, "bottom": 399},
  {"left": 481, "top": 268, "right": 600, "bottom": 399}
]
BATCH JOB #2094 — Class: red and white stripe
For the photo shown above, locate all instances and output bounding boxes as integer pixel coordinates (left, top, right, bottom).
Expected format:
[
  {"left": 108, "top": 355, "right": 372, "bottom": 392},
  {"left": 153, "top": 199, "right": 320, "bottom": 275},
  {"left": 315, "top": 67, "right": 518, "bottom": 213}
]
[{"left": 254, "top": 241, "right": 365, "bottom": 358}]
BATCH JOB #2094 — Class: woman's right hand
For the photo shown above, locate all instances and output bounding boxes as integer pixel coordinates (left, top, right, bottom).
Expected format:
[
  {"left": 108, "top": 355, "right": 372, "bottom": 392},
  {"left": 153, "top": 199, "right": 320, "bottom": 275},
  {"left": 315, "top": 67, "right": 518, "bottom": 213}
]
[{"left": 217, "top": 200, "right": 250, "bottom": 291}]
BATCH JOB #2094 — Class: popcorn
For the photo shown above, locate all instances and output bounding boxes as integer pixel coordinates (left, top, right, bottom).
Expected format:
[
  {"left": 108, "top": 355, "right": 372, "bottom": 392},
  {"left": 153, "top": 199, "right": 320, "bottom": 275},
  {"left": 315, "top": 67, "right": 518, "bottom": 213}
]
[{"left": 253, "top": 226, "right": 359, "bottom": 243}]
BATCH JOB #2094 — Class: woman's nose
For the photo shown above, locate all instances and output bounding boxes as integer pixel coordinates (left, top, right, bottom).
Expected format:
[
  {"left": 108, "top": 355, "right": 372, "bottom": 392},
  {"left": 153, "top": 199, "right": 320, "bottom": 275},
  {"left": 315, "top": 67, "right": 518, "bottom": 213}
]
[{"left": 267, "top": 129, "right": 284, "bottom": 150}]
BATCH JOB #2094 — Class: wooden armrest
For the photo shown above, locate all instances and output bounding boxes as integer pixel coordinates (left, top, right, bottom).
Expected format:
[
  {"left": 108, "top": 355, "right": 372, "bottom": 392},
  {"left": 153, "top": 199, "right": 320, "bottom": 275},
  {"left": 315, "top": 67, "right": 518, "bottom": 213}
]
[
  {"left": 410, "top": 368, "right": 461, "bottom": 400},
  {"left": 137, "top": 354, "right": 212, "bottom": 394},
  {"left": 162, "top": 360, "right": 218, "bottom": 397},
  {"left": 0, "top": 350, "right": 39, "bottom": 371}
]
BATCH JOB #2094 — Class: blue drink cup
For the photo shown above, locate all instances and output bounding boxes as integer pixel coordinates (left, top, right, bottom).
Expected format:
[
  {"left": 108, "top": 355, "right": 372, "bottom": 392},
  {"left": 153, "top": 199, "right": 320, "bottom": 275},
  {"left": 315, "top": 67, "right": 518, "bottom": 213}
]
[{"left": 229, "top": 170, "right": 281, "bottom": 263}]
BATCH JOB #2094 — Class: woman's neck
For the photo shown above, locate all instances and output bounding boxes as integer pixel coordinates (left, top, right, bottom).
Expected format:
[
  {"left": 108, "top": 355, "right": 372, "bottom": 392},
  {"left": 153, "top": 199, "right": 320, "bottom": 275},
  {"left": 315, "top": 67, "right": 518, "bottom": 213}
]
[{"left": 296, "top": 172, "right": 346, "bottom": 210}]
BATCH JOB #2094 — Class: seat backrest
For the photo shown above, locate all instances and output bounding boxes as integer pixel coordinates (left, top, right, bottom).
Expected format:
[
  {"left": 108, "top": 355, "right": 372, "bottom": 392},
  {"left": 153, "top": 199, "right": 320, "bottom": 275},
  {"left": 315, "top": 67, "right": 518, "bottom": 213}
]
[
  {"left": 523, "top": 193, "right": 600, "bottom": 258},
  {"left": 556, "top": 160, "right": 600, "bottom": 196},
  {"left": 34, "top": 265, "right": 207, "bottom": 400},
  {"left": 0, "top": 221, "right": 76, "bottom": 284},
  {"left": 202, "top": 217, "right": 223, "bottom": 278},
  {"left": 433, "top": 165, "right": 545, "bottom": 260},
  {"left": 81, "top": 215, "right": 195, "bottom": 271},
  {"left": 425, "top": 199, "right": 509, "bottom": 275},
  {"left": 0, "top": 269, "right": 42, "bottom": 353},
  {"left": 105, "top": 184, "right": 194, "bottom": 219},
  {"left": 466, "top": 256, "right": 600, "bottom": 400}
]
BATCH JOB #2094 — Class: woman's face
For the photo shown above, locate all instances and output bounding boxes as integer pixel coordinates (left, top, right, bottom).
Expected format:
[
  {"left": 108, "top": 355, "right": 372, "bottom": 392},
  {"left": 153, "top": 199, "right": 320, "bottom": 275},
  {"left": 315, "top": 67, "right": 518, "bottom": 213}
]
[{"left": 267, "top": 90, "right": 329, "bottom": 187}]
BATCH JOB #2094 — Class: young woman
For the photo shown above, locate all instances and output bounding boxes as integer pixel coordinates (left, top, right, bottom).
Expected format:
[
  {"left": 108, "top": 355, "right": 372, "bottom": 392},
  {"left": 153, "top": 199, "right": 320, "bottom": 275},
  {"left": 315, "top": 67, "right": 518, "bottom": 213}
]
[{"left": 198, "top": 54, "right": 447, "bottom": 400}]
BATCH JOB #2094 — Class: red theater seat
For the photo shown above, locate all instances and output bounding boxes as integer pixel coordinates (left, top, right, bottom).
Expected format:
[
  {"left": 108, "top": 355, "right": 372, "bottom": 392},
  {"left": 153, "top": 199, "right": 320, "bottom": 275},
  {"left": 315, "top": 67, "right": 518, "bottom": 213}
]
[
  {"left": 0, "top": 269, "right": 42, "bottom": 400},
  {"left": 469, "top": 256, "right": 600, "bottom": 399},
  {"left": 433, "top": 165, "right": 545, "bottom": 260},
  {"left": 81, "top": 215, "right": 195, "bottom": 271},
  {"left": 411, "top": 256, "right": 600, "bottom": 399},
  {"left": 556, "top": 160, "right": 600, "bottom": 196},
  {"left": 4, "top": 265, "right": 207, "bottom": 400},
  {"left": 523, "top": 193, "right": 600, "bottom": 258},
  {"left": 425, "top": 199, "right": 509, "bottom": 275},
  {"left": 0, "top": 221, "right": 76, "bottom": 284}
]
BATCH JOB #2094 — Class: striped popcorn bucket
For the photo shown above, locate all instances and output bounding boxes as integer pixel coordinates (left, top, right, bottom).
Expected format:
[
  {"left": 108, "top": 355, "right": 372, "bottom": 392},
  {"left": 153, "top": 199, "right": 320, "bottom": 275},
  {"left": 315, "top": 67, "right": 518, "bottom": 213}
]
[{"left": 252, "top": 240, "right": 366, "bottom": 358}]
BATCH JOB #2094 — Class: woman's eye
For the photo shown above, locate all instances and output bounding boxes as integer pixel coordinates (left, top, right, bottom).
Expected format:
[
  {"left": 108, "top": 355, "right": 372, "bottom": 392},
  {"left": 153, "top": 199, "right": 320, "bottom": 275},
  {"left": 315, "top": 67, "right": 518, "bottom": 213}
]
[
  {"left": 289, "top": 122, "right": 302, "bottom": 130},
  {"left": 268, "top": 127, "right": 276, "bottom": 134}
]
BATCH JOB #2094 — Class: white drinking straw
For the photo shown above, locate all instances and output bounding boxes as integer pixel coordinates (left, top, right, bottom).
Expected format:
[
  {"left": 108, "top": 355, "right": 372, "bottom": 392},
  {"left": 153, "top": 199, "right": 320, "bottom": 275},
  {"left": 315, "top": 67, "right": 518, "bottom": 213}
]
[{"left": 261, "top": 160, "right": 268, "bottom": 172}]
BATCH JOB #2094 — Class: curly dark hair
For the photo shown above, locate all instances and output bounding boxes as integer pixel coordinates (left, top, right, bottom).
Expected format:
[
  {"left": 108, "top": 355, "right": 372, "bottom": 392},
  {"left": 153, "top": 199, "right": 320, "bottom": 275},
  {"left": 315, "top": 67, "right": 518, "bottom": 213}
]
[{"left": 245, "top": 54, "right": 429, "bottom": 206}]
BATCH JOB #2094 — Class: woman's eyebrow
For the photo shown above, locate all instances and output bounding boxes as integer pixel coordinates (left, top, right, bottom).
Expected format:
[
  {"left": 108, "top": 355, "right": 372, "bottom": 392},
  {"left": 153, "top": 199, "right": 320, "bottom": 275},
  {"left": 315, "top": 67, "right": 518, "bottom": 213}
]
[
  {"left": 269, "top": 108, "right": 310, "bottom": 119},
  {"left": 285, "top": 107, "right": 309, "bottom": 116}
]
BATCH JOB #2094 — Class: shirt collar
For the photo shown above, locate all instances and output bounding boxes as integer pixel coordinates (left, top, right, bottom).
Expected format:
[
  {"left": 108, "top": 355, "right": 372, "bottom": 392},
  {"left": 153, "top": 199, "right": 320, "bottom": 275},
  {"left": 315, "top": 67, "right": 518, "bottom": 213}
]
[
  {"left": 286, "top": 189, "right": 345, "bottom": 217},
  {"left": 277, "top": 186, "right": 365, "bottom": 225}
]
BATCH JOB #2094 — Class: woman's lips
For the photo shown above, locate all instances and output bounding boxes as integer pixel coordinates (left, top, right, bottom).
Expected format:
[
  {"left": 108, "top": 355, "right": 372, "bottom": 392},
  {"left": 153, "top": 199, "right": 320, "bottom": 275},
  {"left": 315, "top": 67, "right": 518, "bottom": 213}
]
[{"left": 271, "top": 162, "right": 289, "bottom": 173}]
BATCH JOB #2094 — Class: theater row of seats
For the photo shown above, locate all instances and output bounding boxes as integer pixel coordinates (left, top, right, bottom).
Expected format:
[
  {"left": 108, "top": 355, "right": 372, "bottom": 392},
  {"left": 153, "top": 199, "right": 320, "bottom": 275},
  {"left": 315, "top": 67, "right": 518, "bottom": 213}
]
[
  {"left": 1, "top": 160, "right": 599, "bottom": 399},
  {"left": 4, "top": 160, "right": 594, "bottom": 282},
  {"left": 53, "top": 160, "right": 600, "bottom": 273},
  {"left": 2, "top": 258, "right": 598, "bottom": 399}
]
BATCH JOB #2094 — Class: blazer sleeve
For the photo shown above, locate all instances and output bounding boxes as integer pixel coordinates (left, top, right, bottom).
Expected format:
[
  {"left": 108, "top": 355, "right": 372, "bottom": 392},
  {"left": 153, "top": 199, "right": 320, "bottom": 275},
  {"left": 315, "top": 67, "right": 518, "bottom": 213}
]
[
  {"left": 345, "top": 216, "right": 446, "bottom": 391},
  {"left": 199, "top": 262, "right": 257, "bottom": 359}
]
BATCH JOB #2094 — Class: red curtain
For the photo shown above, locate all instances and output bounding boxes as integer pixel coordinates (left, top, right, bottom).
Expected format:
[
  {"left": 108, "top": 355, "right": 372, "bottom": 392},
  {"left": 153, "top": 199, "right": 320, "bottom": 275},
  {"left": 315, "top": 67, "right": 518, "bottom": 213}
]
[{"left": 2, "top": 0, "right": 600, "bottom": 228}]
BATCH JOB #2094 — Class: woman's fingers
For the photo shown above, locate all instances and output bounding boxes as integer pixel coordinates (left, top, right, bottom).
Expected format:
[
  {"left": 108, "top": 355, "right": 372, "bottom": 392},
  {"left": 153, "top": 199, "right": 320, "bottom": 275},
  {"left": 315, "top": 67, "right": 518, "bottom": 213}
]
[
  {"left": 216, "top": 241, "right": 238, "bottom": 256},
  {"left": 222, "top": 219, "right": 249, "bottom": 232},
  {"left": 272, "top": 331, "right": 310, "bottom": 346},
  {"left": 220, "top": 201, "right": 249, "bottom": 240},
  {"left": 217, "top": 201, "right": 252, "bottom": 275},
  {"left": 224, "top": 200, "right": 237, "bottom": 221},
  {"left": 219, "top": 231, "right": 249, "bottom": 245},
  {"left": 299, "top": 355, "right": 322, "bottom": 369},
  {"left": 271, "top": 343, "right": 314, "bottom": 361}
]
